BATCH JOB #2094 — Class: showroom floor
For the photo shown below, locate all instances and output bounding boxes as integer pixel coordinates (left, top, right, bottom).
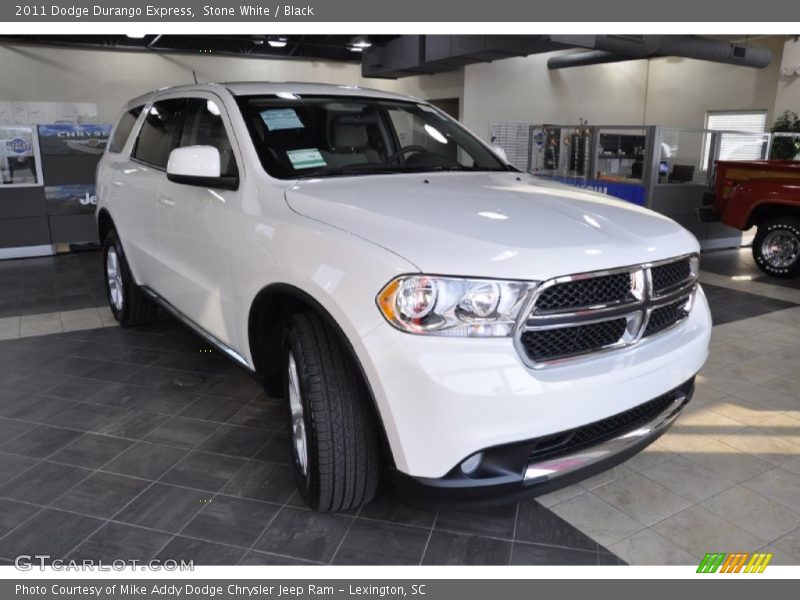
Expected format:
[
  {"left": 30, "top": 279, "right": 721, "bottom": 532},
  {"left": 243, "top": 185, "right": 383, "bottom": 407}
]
[{"left": 0, "top": 248, "right": 799, "bottom": 566}]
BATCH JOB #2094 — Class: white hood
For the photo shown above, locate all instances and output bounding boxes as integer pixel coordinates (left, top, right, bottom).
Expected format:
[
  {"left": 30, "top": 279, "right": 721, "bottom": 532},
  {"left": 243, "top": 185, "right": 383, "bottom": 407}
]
[{"left": 285, "top": 171, "right": 699, "bottom": 280}]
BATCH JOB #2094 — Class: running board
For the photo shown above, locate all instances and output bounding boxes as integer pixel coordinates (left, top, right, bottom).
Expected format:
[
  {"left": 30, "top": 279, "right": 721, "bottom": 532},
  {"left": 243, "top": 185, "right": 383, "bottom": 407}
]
[{"left": 141, "top": 286, "right": 254, "bottom": 373}]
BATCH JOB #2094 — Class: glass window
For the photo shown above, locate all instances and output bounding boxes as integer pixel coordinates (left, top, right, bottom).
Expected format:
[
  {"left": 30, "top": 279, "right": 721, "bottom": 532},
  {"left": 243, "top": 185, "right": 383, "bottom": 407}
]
[
  {"left": 659, "top": 129, "right": 706, "bottom": 184},
  {"left": 235, "top": 95, "right": 508, "bottom": 179},
  {"left": 132, "top": 98, "right": 186, "bottom": 169},
  {"left": 595, "top": 128, "right": 647, "bottom": 183},
  {"left": 0, "top": 125, "right": 41, "bottom": 187},
  {"left": 178, "top": 99, "right": 238, "bottom": 177},
  {"left": 109, "top": 105, "right": 143, "bottom": 154},
  {"left": 702, "top": 110, "right": 768, "bottom": 166}
]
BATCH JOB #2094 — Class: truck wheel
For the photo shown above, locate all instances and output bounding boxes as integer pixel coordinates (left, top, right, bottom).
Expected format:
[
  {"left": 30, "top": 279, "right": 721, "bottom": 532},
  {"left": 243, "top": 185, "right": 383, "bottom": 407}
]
[
  {"left": 753, "top": 218, "right": 800, "bottom": 278},
  {"left": 283, "top": 312, "right": 379, "bottom": 512},
  {"left": 102, "top": 230, "right": 158, "bottom": 327}
]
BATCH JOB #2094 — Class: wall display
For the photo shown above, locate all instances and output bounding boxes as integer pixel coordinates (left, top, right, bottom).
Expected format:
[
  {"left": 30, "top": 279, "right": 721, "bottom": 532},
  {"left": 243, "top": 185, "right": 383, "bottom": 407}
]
[
  {"left": 38, "top": 123, "right": 112, "bottom": 156},
  {"left": 44, "top": 184, "right": 96, "bottom": 216},
  {"left": 0, "top": 125, "right": 43, "bottom": 187},
  {"left": 0, "top": 101, "right": 98, "bottom": 125}
]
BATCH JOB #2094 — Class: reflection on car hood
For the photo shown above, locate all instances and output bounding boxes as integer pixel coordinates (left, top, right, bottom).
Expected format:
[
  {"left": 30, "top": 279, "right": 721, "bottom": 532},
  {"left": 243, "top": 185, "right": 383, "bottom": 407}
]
[{"left": 284, "top": 171, "right": 699, "bottom": 280}]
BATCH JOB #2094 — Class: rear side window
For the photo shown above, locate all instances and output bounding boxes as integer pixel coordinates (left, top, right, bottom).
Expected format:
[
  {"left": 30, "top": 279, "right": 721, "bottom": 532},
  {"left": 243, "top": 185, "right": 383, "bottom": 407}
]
[
  {"left": 108, "top": 105, "right": 143, "bottom": 154},
  {"left": 132, "top": 98, "right": 187, "bottom": 168},
  {"left": 179, "top": 99, "right": 238, "bottom": 177}
]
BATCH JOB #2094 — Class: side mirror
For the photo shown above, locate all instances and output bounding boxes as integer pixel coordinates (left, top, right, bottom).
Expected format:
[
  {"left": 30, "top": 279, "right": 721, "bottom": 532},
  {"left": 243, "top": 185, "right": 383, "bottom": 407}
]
[
  {"left": 166, "top": 146, "right": 238, "bottom": 190},
  {"left": 491, "top": 145, "right": 508, "bottom": 163}
]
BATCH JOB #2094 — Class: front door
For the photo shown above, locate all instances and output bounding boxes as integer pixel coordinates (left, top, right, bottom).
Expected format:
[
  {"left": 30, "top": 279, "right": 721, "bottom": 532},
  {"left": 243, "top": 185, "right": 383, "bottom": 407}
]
[{"left": 155, "top": 94, "right": 241, "bottom": 345}]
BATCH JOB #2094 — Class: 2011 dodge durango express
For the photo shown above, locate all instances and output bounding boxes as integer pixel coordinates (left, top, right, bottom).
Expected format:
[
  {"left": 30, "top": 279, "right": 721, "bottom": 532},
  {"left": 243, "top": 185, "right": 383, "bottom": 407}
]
[{"left": 96, "top": 82, "right": 711, "bottom": 511}]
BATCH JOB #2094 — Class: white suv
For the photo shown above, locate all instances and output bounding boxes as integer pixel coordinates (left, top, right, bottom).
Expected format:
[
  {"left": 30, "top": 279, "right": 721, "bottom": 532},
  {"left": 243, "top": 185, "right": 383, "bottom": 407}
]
[{"left": 96, "top": 82, "right": 711, "bottom": 512}]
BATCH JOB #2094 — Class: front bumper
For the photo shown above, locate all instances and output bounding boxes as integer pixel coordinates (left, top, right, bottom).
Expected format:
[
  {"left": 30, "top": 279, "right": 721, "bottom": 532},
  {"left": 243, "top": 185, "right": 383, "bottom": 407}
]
[
  {"left": 358, "top": 285, "right": 711, "bottom": 480},
  {"left": 394, "top": 378, "right": 693, "bottom": 509}
]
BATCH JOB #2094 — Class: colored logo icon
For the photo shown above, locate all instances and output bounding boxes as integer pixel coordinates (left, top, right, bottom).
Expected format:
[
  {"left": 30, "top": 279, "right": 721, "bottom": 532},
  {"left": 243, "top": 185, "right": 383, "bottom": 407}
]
[{"left": 697, "top": 552, "right": 773, "bottom": 573}]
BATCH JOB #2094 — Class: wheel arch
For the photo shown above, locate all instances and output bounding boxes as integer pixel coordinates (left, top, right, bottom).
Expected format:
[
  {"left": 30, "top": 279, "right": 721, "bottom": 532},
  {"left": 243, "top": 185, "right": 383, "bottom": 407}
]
[
  {"left": 247, "top": 282, "right": 394, "bottom": 466},
  {"left": 747, "top": 202, "right": 800, "bottom": 230},
  {"left": 97, "top": 208, "right": 115, "bottom": 244}
]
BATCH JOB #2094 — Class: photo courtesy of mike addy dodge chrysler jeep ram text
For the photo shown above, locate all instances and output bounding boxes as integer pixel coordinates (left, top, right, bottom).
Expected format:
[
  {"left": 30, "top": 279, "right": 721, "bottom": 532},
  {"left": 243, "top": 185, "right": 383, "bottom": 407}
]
[{"left": 95, "top": 82, "right": 711, "bottom": 512}]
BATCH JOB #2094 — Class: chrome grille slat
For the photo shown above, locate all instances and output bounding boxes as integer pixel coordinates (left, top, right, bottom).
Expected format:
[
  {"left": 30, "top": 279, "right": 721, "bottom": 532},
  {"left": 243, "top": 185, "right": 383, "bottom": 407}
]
[{"left": 515, "top": 254, "right": 698, "bottom": 368}]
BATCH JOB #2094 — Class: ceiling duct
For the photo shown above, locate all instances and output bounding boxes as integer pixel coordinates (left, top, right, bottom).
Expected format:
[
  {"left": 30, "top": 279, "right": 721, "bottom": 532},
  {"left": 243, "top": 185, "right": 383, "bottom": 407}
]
[
  {"left": 547, "top": 35, "right": 773, "bottom": 70},
  {"left": 362, "top": 35, "right": 570, "bottom": 78}
]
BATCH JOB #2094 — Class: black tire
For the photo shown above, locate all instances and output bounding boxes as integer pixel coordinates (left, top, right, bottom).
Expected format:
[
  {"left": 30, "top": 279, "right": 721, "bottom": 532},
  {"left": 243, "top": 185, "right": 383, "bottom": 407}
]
[
  {"left": 752, "top": 218, "right": 800, "bottom": 279},
  {"left": 102, "top": 229, "right": 158, "bottom": 327},
  {"left": 283, "top": 312, "right": 379, "bottom": 512}
]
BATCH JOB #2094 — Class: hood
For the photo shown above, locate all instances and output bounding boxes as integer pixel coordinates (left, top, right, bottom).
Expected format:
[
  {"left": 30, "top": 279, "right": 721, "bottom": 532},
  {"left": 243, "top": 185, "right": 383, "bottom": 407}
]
[{"left": 285, "top": 172, "right": 699, "bottom": 281}]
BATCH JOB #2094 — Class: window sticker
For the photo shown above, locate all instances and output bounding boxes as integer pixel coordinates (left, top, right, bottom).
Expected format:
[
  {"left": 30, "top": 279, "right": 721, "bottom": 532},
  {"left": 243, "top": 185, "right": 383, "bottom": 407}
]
[
  {"left": 286, "top": 148, "right": 326, "bottom": 170},
  {"left": 260, "top": 108, "right": 304, "bottom": 131}
]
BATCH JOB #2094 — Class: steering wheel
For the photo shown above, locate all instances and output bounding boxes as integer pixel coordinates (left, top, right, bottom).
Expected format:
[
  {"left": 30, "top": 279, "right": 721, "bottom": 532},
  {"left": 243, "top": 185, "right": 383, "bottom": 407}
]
[{"left": 387, "top": 145, "right": 430, "bottom": 164}]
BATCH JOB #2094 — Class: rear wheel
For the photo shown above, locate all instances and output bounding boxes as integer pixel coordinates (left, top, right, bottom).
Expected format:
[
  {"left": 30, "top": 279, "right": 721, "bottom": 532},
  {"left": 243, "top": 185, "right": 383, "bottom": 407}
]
[
  {"left": 102, "top": 230, "right": 158, "bottom": 326},
  {"left": 283, "top": 312, "right": 379, "bottom": 512},
  {"left": 753, "top": 218, "right": 800, "bottom": 278}
]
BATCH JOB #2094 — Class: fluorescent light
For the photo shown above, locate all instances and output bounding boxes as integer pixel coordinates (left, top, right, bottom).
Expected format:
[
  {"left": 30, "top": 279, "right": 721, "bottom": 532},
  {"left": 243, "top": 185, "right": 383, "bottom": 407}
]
[
  {"left": 268, "top": 38, "right": 287, "bottom": 48},
  {"left": 348, "top": 46, "right": 364, "bottom": 52},
  {"left": 276, "top": 92, "right": 300, "bottom": 100},
  {"left": 126, "top": 33, "right": 146, "bottom": 39},
  {"left": 424, "top": 124, "right": 448, "bottom": 144}
]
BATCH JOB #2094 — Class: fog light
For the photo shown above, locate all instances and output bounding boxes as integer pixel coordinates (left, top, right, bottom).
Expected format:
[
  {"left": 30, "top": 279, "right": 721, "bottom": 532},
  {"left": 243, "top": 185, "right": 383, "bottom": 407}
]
[{"left": 460, "top": 452, "right": 483, "bottom": 475}]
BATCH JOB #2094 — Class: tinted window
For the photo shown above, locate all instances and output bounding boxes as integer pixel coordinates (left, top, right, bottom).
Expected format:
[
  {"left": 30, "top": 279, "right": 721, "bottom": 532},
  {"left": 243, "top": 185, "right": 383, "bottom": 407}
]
[
  {"left": 178, "top": 99, "right": 238, "bottom": 177},
  {"left": 132, "top": 98, "right": 186, "bottom": 168},
  {"left": 108, "top": 105, "right": 143, "bottom": 154}
]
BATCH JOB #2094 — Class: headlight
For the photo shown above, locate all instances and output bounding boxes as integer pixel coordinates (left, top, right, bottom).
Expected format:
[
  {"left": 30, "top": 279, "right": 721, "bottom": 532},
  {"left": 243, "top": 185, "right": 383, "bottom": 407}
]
[{"left": 376, "top": 275, "right": 538, "bottom": 337}]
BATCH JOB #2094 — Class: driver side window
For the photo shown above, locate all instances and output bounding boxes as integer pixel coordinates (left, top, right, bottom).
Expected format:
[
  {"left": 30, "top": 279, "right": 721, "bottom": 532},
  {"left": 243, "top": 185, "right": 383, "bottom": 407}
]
[
  {"left": 179, "top": 98, "right": 238, "bottom": 178},
  {"left": 387, "top": 108, "right": 466, "bottom": 166}
]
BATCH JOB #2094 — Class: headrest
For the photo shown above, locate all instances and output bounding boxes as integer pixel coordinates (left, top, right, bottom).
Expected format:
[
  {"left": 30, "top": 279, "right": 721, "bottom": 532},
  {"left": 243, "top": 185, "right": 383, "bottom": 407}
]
[{"left": 331, "top": 122, "right": 369, "bottom": 150}]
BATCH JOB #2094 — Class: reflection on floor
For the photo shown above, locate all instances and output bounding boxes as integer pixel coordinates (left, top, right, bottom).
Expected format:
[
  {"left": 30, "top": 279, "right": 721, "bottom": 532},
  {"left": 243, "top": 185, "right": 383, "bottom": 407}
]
[{"left": 0, "top": 247, "right": 799, "bottom": 565}]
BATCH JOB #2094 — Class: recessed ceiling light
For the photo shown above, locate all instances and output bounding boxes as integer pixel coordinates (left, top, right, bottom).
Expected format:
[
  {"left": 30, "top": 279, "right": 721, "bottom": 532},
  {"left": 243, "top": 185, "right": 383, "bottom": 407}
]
[{"left": 350, "top": 36, "right": 372, "bottom": 48}]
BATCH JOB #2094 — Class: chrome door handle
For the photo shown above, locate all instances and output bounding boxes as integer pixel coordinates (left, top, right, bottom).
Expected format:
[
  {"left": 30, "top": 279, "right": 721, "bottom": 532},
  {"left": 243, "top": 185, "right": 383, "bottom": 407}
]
[{"left": 159, "top": 195, "right": 175, "bottom": 207}]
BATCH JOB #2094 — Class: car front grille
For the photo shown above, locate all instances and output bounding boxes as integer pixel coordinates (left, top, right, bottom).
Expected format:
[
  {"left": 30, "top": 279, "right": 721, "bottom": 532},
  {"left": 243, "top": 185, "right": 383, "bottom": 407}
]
[
  {"left": 516, "top": 255, "right": 697, "bottom": 367},
  {"left": 520, "top": 319, "right": 628, "bottom": 363},
  {"left": 651, "top": 258, "right": 692, "bottom": 296},
  {"left": 644, "top": 297, "right": 690, "bottom": 337},
  {"left": 526, "top": 379, "right": 694, "bottom": 462},
  {"left": 535, "top": 272, "right": 634, "bottom": 313}
]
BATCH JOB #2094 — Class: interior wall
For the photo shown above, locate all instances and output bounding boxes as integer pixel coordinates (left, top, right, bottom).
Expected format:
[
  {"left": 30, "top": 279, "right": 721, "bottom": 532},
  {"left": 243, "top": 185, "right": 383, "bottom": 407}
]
[
  {"left": 774, "top": 37, "right": 800, "bottom": 117},
  {"left": 0, "top": 42, "right": 464, "bottom": 123},
  {"left": 461, "top": 36, "right": 786, "bottom": 142}
]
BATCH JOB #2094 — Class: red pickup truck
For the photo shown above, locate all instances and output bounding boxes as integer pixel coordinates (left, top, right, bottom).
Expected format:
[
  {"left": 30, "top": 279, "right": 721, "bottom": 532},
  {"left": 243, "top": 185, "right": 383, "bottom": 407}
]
[{"left": 700, "top": 160, "right": 800, "bottom": 277}]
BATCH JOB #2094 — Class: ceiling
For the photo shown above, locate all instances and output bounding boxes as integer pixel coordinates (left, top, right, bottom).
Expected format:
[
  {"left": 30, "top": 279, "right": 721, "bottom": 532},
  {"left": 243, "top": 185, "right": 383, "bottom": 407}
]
[{"left": 0, "top": 34, "right": 395, "bottom": 63}]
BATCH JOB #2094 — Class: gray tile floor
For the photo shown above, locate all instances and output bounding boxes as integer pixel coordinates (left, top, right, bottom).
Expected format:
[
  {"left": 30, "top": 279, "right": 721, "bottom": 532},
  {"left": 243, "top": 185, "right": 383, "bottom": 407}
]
[
  {"left": 0, "top": 248, "right": 799, "bottom": 566},
  {"left": 0, "top": 299, "right": 621, "bottom": 566}
]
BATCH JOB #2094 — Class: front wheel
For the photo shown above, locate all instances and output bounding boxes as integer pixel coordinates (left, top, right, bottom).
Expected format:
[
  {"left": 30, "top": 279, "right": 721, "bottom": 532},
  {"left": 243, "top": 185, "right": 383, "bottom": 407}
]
[
  {"left": 752, "top": 218, "right": 800, "bottom": 278},
  {"left": 283, "top": 312, "right": 379, "bottom": 512}
]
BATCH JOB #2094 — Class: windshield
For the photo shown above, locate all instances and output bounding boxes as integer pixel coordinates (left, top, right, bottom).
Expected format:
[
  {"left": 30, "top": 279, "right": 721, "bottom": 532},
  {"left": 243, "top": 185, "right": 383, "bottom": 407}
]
[{"left": 235, "top": 94, "right": 510, "bottom": 179}]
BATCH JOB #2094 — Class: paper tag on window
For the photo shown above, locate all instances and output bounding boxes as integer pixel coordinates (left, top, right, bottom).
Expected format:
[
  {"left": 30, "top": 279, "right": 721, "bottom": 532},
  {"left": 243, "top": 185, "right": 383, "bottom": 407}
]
[
  {"left": 260, "top": 108, "right": 304, "bottom": 131},
  {"left": 287, "top": 148, "right": 326, "bottom": 170}
]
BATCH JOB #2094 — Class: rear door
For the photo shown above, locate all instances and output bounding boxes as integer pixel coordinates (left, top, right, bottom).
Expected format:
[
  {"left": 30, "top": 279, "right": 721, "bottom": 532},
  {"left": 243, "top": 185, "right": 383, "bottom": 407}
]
[
  {"left": 120, "top": 98, "right": 186, "bottom": 285},
  {"left": 155, "top": 93, "right": 241, "bottom": 345}
]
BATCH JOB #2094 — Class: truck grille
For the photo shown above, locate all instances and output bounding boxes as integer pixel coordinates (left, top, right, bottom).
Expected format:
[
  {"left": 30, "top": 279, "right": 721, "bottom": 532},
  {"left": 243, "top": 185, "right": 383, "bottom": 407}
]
[{"left": 516, "top": 255, "right": 698, "bottom": 367}]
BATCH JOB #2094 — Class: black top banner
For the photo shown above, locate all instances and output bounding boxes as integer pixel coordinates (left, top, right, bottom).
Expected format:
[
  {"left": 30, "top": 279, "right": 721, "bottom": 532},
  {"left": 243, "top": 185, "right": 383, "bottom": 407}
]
[{"left": 1, "top": 0, "right": 799, "bottom": 22}]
